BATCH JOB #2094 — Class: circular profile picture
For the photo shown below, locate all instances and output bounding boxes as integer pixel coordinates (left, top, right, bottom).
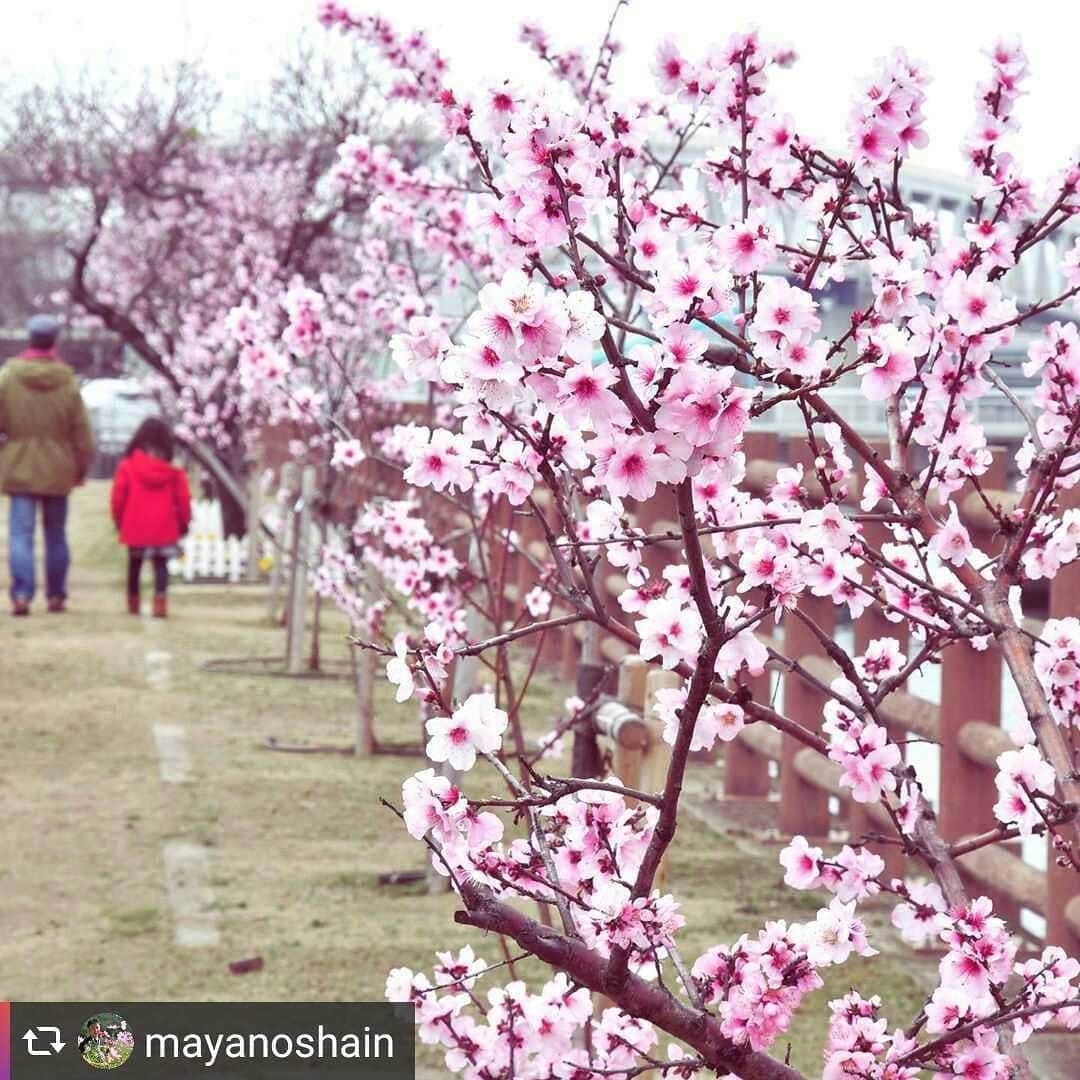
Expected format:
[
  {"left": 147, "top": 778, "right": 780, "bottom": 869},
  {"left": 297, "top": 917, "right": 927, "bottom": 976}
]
[{"left": 78, "top": 1012, "right": 134, "bottom": 1070}]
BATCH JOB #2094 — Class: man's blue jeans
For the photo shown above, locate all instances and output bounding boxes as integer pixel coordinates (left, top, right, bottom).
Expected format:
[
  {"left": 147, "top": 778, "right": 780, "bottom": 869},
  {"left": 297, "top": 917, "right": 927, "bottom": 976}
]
[{"left": 8, "top": 494, "right": 69, "bottom": 602}]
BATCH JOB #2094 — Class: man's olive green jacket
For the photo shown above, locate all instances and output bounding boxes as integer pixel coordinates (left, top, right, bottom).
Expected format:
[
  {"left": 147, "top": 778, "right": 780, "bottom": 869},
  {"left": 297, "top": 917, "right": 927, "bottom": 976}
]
[{"left": 0, "top": 354, "right": 94, "bottom": 496}]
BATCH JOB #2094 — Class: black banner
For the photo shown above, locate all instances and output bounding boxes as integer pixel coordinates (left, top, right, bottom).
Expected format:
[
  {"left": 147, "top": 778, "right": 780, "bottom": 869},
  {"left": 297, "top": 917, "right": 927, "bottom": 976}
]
[{"left": 10, "top": 1003, "right": 414, "bottom": 1079}]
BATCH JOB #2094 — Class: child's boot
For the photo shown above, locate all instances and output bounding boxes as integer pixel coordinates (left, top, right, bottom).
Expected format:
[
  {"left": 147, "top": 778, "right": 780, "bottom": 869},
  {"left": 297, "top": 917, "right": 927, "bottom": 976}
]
[
  {"left": 128, "top": 592, "right": 140, "bottom": 615},
  {"left": 152, "top": 594, "right": 167, "bottom": 619}
]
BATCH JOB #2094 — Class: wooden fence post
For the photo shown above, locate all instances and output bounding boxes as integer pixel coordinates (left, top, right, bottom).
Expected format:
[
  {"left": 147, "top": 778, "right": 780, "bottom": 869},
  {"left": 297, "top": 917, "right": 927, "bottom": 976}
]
[
  {"left": 611, "top": 657, "right": 650, "bottom": 792},
  {"left": 779, "top": 440, "right": 834, "bottom": 838},
  {"left": 938, "top": 452, "right": 1006, "bottom": 844},
  {"left": 631, "top": 485, "right": 681, "bottom": 582},
  {"left": 268, "top": 463, "right": 297, "bottom": 625},
  {"left": 939, "top": 450, "right": 1013, "bottom": 914},
  {"left": 245, "top": 448, "right": 265, "bottom": 583},
  {"left": 285, "top": 465, "right": 316, "bottom": 675},
  {"left": 1046, "top": 483, "right": 1080, "bottom": 955},
  {"left": 779, "top": 594, "right": 835, "bottom": 838},
  {"left": 351, "top": 642, "right": 376, "bottom": 757}
]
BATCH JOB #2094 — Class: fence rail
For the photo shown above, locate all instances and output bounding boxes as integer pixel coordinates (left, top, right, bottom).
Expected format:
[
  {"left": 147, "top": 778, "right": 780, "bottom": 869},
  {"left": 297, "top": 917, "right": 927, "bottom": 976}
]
[
  {"left": 713, "top": 435, "right": 1080, "bottom": 954},
  {"left": 251, "top": 435, "right": 1079, "bottom": 952}
]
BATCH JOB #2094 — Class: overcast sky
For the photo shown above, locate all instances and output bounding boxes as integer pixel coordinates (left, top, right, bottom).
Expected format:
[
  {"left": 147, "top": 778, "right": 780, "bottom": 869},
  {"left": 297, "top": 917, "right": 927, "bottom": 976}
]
[{"left": 4, "top": 1, "right": 1077, "bottom": 185}]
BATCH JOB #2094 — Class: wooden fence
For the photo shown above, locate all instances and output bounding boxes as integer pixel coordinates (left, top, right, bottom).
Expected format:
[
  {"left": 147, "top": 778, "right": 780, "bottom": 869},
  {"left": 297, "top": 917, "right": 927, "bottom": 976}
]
[
  {"left": 707, "top": 435, "right": 1080, "bottom": 956},
  {"left": 251, "top": 439, "right": 1079, "bottom": 952}
]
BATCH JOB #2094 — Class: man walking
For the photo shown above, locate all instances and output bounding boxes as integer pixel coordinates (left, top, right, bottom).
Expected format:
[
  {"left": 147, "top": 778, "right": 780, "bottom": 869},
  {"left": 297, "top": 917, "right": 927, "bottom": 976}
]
[{"left": 0, "top": 315, "right": 94, "bottom": 615}]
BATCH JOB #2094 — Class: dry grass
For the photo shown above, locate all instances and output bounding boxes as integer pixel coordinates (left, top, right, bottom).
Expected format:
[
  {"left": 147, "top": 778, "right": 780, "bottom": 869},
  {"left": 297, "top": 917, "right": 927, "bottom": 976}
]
[{"left": 0, "top": 481, "right": 936, "bottom": 1075}]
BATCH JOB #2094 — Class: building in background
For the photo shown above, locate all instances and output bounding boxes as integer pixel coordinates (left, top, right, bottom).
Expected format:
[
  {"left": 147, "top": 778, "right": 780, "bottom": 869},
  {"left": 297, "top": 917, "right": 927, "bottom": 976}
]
[
  {"left": 746, "top": 165, "right": 1079, "bottom": 461},
  {"left": 80, "top": 377, "right": 160, "bottom": 478}
]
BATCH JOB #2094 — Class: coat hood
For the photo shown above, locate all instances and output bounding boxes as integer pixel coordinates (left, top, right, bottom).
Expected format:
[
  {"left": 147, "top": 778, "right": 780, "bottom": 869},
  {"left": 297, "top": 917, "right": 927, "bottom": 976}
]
[
  {"left": 126, "top": 449, "right": 177, "bottom": 488},
  {"left": 7, "top": 357, "right": 72, "bottom": 393}
]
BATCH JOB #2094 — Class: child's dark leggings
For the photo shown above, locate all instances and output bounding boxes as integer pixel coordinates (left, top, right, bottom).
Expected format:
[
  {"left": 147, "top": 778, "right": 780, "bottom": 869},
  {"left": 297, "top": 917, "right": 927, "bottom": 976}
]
[{"left": 127, "top": 551, "right": 168, "bottom": 596}]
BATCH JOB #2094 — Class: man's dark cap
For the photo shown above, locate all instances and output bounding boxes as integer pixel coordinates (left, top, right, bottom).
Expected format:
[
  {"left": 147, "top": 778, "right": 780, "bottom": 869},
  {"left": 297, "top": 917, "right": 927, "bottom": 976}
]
[{"left": 27, "top": 313, "right": 61, "bottom": 345}]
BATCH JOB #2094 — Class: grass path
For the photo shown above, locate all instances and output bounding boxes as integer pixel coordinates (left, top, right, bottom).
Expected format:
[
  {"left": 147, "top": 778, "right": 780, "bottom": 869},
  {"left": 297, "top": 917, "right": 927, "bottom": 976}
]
[{"left": 0, "top": 481, "right": 957, "bottom": 1075}]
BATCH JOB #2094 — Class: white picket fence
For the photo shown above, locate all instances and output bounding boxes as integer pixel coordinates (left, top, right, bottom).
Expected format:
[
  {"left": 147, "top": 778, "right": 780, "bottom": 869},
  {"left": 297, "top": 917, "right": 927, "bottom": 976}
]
[
  {"left": 168, "top": 501, "right": 248, "bottom": 582},
  {"left": 170, "top": 485, "right": 318, "bottom": 586}
]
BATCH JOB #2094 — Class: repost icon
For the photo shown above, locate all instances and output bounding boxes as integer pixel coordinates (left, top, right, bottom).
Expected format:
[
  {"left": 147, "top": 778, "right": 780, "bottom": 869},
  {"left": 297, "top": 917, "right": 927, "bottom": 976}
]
[{"left": 20, "top": 1028, "right": 64, "bottom": 1058}]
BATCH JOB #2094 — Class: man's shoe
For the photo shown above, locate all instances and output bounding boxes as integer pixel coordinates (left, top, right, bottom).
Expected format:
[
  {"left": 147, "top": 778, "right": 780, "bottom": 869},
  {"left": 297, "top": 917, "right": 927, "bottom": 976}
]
[
  {"left": 152, "top": 594, "right": 167, "bottom": 619},
  {"left": 128, "top": 593, "right": 141, "bottom": 615},
  {"left": 11, "top": 598, "right": 30, "bottom": 617},
  {"left": 47, "top": 597, "right": 65, "bottom": 614}
]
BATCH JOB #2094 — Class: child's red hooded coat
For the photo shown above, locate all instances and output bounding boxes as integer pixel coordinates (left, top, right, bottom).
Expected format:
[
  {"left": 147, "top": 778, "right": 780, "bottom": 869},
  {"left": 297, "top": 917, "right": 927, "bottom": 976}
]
[{"left": 110, "top": 450, "right": 192, "bottom": 547}]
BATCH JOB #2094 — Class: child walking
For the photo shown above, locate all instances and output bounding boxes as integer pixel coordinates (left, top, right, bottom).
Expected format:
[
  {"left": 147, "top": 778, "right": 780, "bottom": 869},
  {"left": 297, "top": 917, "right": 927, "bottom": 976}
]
[{"left": 110, "top": 417, "right": 191, "bottom": 617}]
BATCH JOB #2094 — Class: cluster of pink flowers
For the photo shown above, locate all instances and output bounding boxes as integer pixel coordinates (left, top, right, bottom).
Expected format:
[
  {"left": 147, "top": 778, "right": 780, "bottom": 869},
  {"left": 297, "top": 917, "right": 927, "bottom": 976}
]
[
  {"left": 779, "top": 836, "right": 885, "bottom": 902},
  {"left": 847, "top": 50, "right": 929, "bottom": 178},
  {"left": 291, "top": 9, "right": 1080, "bottom": 1078},
  {"left": 964, "top": 39, "right": 1029, "bottom": 194},
  {"left": 388, "top": 954, "right": 662, "bottom": 1080},
  {"left": 651, "top": 33, "right": 802, "bottom": 208},
  {"left": 748, "top": 276, "right": 826, "bottom": 380},
  {"left": 1022, "top": 321, "right": 1080, "bottom": 470},
  {"left": 993, "top": 744, "right": 1057, "bottom": 835},
  {"left": 821, "top": 659, "right": 903, "bottom": 804},
  {"left": 821, "top": 888, "right": 1079, "bottom": 1073},
  {"left": 354, "top": 498, "right": 466, "bottom": 647},
  {"left": 1034, "top": 617, "right": 1080, "bottom": 729},
  {"left": 317, "top": 4, "right": 448, "bottom": 103},
  {"left": 653, "top": 684, "right": 745, "bottom": 750},
  {"left": 402, "top": 770, "right": 685, "bottom": 975},
  {"left": 426, "top": 693, "right": 509, "bottom": 772},
  {"left": 692, "top": 900, "right": 876, "bottom": 1053},
  {"left": 1010, "top": 946, "right": 1080, "bottom": 1040}
]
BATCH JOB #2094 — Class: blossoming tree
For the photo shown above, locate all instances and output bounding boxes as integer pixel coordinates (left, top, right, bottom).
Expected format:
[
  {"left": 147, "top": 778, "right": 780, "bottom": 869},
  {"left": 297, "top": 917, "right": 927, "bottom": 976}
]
[
  {"left": 0, "top": 52, "right": 455, "bottom": 529},
  {"left": 268, "top": 4, "right": 1080, "bottom": 1075}
]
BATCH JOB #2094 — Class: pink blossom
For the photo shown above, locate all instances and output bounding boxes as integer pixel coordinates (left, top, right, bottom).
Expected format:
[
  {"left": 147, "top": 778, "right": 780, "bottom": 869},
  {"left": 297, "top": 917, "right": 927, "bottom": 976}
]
[
  {"left": 525, "top": 587, "right": 552, "bottom": 617},
  {"left": 558, "top": 363, "right": 632, "bottom": 433},
  {"left": 715, "top": 216, "right": 776, "bottom": 276},
  {"left": 930, "top": 504, "right": 974, "bottom": 567},
  {"left": 386, "top": 632, "right": 414, "bottom": 702},
  {"left": 860, "top": 327, "right": 916, "bottom": 400},
  {"left": 604, "top": 436, "right": 679, "bottom": 501},
  {"left": 891, "top": 879, "right": 948, "bottom": 946},
  {"left": 402, "top": 767, "right": 465, "bottom": 842},
  {"left": 941, "top": 271, "right": 1010, "bottom": 336},
  {"left": 835, "top": 723, "right": 901, "bottom": 803},
  {"left": 425, "top": 693, "right": 509, "bottom": 771},
  {"left": 752, "top": 276, "right": 821, "bottom": 343},
  {"left": 805, "top": 898, "right": 877, "bottom": 966},
  {"left": 403, "top": 428, "right": 476, "bottom": 493},
  {"left": 780, "top": 836, "right": 823, "bottom": 890},
  {"left": 331, "top": 438, "right": 366, "bottom": 468},
  {"left": 636, "top": 597, "right": 702, "bottom": 669}
]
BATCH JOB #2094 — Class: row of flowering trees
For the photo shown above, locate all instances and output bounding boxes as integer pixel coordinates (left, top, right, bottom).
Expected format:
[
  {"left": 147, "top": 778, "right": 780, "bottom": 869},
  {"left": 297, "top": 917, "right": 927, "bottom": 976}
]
[
  {"left": 219, "top": 3, "right": 1080, "bottom": 1076},
  {"left": 316, "top": 6, "right": 1080, "bottom": 1076},
  {"left": 0, "top": 47, "right": 469, "bottom": 525},
  {"left": 60, "top": 2, "right": 1080, "bottom": 1076}
]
